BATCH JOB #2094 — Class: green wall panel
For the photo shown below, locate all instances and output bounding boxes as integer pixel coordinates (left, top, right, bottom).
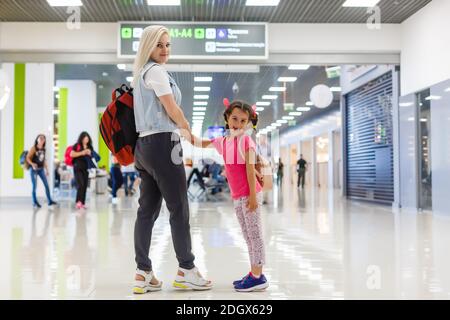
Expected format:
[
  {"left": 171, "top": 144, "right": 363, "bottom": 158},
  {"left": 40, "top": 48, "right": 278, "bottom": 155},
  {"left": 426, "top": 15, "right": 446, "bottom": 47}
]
[
  {"left": 98, "top": 113, "right": 109, "bottom": 172},
  {"left": 13, "top": 64, "right": 25, "bottom": 179},
  {"left": 58, "top": 88, "right": 68, "bottom": 161}
]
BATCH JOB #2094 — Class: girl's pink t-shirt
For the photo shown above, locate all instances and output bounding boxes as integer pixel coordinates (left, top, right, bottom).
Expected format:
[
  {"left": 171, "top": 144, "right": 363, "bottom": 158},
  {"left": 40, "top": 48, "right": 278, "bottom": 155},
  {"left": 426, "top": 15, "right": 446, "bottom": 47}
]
[{"left": 211, "top": 135, "right": 262, "bottom": 200}]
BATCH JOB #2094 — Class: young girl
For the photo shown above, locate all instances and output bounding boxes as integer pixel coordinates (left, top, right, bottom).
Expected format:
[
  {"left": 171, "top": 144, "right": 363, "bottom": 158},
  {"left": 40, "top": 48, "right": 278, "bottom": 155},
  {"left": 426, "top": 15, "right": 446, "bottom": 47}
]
[{"left": 187, "top": 99, "right": 268, "bottom": 292}]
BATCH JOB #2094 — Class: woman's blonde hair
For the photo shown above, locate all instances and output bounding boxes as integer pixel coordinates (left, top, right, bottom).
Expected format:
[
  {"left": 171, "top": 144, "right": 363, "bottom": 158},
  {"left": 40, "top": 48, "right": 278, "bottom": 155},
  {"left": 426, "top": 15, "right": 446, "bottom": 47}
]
[{"left": 132, "top": 25, "right": 169, "bottom": 88}]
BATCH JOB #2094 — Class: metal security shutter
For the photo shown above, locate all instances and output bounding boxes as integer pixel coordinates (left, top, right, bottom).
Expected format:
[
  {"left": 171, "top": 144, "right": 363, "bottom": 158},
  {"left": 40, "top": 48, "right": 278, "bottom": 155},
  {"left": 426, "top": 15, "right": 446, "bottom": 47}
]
[{"left": 345, "top": 72, "right": 394, "bottom": 204}]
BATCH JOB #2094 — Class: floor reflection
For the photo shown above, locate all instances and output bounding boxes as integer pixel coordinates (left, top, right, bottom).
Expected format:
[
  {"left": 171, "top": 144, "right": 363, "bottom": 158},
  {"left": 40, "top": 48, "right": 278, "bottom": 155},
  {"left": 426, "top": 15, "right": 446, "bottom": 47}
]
[{"left": 1, "top": 183, "right": 450, "bottom": 299}]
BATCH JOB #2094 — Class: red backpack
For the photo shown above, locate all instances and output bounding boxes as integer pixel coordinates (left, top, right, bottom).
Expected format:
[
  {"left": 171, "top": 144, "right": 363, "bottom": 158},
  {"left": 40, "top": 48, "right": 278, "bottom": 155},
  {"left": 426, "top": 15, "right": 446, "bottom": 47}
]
[
  {"left": 64, "top": 145, "right": 74, "bottom": 166},
  {"left": 64, "top": 144, "right": 80, "bottom": 166},
  {"left": 99, "top": 84, "right": 138, "bottom": 166}
]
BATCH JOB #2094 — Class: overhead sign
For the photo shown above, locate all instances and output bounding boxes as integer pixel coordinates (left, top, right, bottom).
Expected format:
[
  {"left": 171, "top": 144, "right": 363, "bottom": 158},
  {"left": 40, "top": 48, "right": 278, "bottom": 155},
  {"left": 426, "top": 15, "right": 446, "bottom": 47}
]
[{"left": 118, "top": 22, "right": 268, "bottom": 60}]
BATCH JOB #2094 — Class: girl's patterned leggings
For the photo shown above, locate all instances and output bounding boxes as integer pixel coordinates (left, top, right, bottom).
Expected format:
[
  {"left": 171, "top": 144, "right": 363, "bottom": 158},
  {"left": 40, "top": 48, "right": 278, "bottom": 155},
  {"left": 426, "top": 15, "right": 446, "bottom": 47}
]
[{"left": 233, "top": 192, "right": 265, "bottom": 267}]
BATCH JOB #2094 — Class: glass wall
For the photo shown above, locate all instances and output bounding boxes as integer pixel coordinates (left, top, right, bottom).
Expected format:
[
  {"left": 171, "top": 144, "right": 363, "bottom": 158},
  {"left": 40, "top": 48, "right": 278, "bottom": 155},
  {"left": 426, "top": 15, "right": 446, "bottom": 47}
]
[{"left": 416, "top": 89, "right": 432, "bottom": 210}]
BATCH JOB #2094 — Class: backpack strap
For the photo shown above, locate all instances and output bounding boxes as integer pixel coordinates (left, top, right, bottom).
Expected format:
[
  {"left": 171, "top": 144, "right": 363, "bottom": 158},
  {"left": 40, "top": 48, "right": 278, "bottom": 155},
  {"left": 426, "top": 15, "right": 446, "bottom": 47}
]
[{"left": 140, "top": 62, "right": 159, "bottom": 81}]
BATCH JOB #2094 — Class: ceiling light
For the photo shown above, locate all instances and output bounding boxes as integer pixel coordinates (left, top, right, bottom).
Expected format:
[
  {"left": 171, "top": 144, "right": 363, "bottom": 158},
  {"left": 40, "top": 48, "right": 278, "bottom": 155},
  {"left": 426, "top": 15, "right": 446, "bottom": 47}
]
[
  {"left": 278, "top": 77, "right": 298, "bottom": 82},
  {"left": 147, "top": 0, "right": 180, "bottom": 5},
  {"left": 192, "top": 120, "right": 204, "bottom": 124},
  {"left": 342, "top": 0, "right": 380, "bottom": 7},
  {"left": 425, "top": 95, "right": 441, "bottom": 100},
  {"left": 282, "top": 116, "right": 295, "bottom": 120},
  {"left": 330, "top": 87, "right": 342, "bottom": 92},
  {"left": 194, "top": 87, "right": 211, "bottom": 92},
  {"left": 193, "top": 107, "right": 207, "bottom": 111},
  {"left": 297, "top": 107, "right": 311, "bottom": 111},
  {"left": 276, "top": 120, "right": 288, "bottom": 124},
  {"left": 102, "top": 72, "right": 109, "bottom": 77},
  {"left": 193, "top": 116, "right": 204, "bottom": 120},
  {"left": 274, "top": 123, "right": 283, "bottom": 127},
  {"left": 126, "top": 77, "right": 133, "bottom": 82},
  {"left": 117, "top": 64, "right": 126, "bottom": 70},
  {"left": 194, "top": 95, "right": 209, "bottom": 99},
  {"left": 262, "top": 95, "right": 277, "bottom": 100},
  {"left": 194, "top": 76, "right": 213, "bottom": 82},
  {"left": 289, "top": 112, "right": 302, "bottom": 116},
  {"left": 420, "top": 118, "right": 428, "bottom": 122},
  {"left": 306, "top": 101, "right": 314, "bottom": 106},
  {"left": 256, "top": 107, "right": 265, "bottom": 112},
  {"left": 53, "top": 86, "right": 60, "bottom": 92},
  {"left": 245, "top": 0, "right": 280, "bottom": 6},
  {"left": 284, "top": 103, "right": 295, "bottom": 108},
  {"left": 445, "top": 87, "right": 450, "bottom": 92},
  {"left": 193, "top": 112, "right": 205, "bottom": 116},
  {"left": 194, "top": 101, "right": 208, "bottom": 106},
  {"left": 47, "top": 0, "right": 83, "bottom": 6},
  {"left": 256, "top": 101, "right": 271, "bottom": 106},
  {"left": 399, "top": 102, "right": 413, "bottom": 107},
  {"left": 269, "top": 87, "right": 286, "bottom": 92},
  {"left": 288, "top": 64, "right": 310, "bottom": 70}
]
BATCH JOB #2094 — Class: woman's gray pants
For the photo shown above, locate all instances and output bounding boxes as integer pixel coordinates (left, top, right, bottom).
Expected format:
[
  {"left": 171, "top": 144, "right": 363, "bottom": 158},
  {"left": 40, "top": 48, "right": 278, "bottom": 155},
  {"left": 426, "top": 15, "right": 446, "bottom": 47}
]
[{"left": 134, "top": 132, "right": 195, "bottom": 271}]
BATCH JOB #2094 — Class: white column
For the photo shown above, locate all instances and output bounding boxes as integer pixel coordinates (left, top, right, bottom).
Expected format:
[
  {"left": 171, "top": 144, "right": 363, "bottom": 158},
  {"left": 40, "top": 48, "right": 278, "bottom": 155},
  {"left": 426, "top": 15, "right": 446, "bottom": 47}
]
[
  {"left": 56, "top": 80, "right": 98, "bottom": 150},
  {"left": 0, "top": 63, "right": 55, "bottom": 198},
  {"left": 328, "top": 130, "right": 335, "bottom": 190}
]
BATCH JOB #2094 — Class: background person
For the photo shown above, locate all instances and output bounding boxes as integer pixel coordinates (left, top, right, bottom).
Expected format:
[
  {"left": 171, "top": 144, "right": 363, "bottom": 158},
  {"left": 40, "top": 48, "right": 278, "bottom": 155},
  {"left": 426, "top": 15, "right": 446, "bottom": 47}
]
[
  {"left": 70, "top": 131, "right": 100, "bottom": 210},
  {"left": 297, "top": 154, "right": 307, "bottom": 188},
  {"left": 122, "top": 163, "right": 137, "bottom": 196},
  {"left": 277, "top": 158, "right": 284, "bottom": 186},
  {"left": 26, "top": 134, "right": 57, "bottom": 208}
]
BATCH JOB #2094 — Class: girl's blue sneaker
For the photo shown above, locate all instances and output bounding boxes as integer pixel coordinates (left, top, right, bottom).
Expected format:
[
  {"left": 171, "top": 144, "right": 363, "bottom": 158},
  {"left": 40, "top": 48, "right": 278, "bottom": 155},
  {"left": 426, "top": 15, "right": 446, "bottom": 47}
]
[
  {"left": 233, "top": 273, "right": 251, "bottom": 286},
  {"left": 234, "top": 273, "right": 269, "bottom": 292}
]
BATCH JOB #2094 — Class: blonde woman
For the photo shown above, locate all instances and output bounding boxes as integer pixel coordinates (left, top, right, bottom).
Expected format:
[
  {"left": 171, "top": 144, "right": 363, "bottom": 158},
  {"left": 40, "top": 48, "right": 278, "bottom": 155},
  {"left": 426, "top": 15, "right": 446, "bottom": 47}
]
[{"left": 131, "top": 25, "right": 212, "bottom": 294}]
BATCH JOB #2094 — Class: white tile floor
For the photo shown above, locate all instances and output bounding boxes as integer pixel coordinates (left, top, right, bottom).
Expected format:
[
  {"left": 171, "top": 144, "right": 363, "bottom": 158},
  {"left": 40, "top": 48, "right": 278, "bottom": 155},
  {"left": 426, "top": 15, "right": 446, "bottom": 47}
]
[{"left": 1, "top": 183, "right": 450, "bottom": 300}]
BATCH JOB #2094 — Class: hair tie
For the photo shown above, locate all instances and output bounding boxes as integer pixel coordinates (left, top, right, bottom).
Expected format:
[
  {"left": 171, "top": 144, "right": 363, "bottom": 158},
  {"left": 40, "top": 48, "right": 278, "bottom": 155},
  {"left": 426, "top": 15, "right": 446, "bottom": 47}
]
[
  {"left": 251, "top": 104, "right": 257, "bottom": 116},
  {"left": 223, "top": 98, "right": 231, "bottom": 109}
]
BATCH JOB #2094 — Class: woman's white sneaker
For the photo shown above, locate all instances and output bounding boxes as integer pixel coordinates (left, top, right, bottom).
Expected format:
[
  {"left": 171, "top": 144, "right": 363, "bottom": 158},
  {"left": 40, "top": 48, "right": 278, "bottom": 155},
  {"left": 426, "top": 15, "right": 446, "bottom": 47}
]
[
  {"left": 132, "top": 269, "right": 162, "bottom": 294},
  {"left": 173, "top": 267, "right": 213, "bottom": 291}
]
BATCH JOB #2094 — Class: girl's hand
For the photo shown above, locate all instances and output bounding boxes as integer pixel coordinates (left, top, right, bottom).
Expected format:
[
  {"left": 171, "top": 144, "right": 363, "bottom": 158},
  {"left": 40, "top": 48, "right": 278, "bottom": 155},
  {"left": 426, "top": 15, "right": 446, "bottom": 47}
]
[
  {"left": 255, "top": 171, "right": 263, "bottom": 184},
  {"left": 247, "top": 195, "right": 258, "bottom": 212}
]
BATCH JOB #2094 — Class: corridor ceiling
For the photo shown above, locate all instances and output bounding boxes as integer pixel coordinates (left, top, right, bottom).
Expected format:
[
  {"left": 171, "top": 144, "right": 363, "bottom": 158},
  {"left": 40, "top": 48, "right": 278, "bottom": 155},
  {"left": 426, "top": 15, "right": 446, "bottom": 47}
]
[{"left": 0, "top": 0, "right": 431, "bottom": 23}]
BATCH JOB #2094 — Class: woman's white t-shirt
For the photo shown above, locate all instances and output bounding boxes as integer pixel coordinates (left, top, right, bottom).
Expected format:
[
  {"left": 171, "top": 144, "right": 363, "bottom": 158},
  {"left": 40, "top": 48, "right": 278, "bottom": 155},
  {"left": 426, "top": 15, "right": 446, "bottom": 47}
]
[{"left": 143, "top": 65, "right": 172, "bottom": 97}]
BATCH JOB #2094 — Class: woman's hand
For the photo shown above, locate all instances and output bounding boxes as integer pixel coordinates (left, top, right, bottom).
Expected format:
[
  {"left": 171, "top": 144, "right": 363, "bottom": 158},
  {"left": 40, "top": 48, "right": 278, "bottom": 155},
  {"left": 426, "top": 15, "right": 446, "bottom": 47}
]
[
  {"left": 247, "top": 194, "right": 258, "bottom": 212},
  {"left": 84, "top": 149, "right": 91, "bottom": 156},
  {"left": 31, "top": 163, "right": 38, "bottom": 170}
]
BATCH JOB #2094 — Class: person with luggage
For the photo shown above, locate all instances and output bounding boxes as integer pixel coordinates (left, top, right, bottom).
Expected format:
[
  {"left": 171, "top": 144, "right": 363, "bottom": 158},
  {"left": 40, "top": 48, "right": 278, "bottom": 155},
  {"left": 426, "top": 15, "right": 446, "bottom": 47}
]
[
  {"left": 131, "top": 25, "right": 212, "bottom": 294},
  {"left": 186, "top": 99, "right": 269, "bottom": 292},
  {"left": 26, "top": 134, "right": 58, "bottom": 208},
  {"left": 297, "top": 155, "right": 307, "bottom": 188},
  {"left": 70, "top": 132, "right": 100, "bottom": 210}
]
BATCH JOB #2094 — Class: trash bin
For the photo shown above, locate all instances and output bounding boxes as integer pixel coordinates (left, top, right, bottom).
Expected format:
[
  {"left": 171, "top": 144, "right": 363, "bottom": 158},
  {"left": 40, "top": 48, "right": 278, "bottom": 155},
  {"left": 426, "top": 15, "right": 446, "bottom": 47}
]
[{"left": 96, "top": 176, "right": 108, "bottom": 194}]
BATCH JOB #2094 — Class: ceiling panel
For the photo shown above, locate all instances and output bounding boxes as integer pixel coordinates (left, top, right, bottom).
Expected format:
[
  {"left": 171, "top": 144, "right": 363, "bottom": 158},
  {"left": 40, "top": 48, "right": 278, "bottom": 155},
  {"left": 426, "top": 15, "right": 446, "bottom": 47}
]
[
  {"left": 0, "top": 0, "right": 432, "bottom": 23},
  {"left": 55, "top": 63, "right": 340, "bottom": 136}
]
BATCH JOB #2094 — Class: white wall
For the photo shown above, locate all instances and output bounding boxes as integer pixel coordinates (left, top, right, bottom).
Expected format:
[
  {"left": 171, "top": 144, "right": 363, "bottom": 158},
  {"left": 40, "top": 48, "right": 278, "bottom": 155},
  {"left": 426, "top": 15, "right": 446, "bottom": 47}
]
[
  {"left": 56, "top": 80, "right": 98, "bottom": 151},
  {"left": 0, "top": 63, "right": 55, "bottom": 198},
  {"left": 400, "top": 0, "right": 450, "bottom": 95}
]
